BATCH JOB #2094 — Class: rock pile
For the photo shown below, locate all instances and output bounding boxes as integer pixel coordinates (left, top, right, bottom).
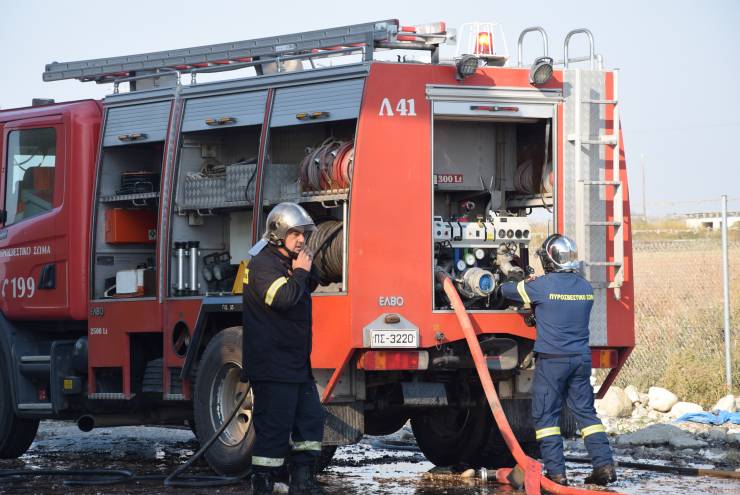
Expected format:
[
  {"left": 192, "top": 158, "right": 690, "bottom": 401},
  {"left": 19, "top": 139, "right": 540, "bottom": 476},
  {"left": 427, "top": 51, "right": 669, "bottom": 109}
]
[
  {"left": 594, "top": 386, "right": 737, "bottom": 424},
  {"left": 590, "top": 386, "right": 740, "bottom": 456}
]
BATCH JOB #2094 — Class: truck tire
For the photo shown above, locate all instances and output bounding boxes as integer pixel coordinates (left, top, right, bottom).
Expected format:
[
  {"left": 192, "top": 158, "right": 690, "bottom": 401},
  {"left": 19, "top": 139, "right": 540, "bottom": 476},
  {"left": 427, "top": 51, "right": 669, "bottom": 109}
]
[
  {"left": 410, "top": 404, "right": 491, "bottom": 468},
  {"left": 0, "top": 367, "right": 39, "bottom": 458},
  {"left": 475, "top": 399, "right": 576, "bottom": 468},
  {"left": 474, "top": 420, "right": 539, "bottom": 468},
  {"left": 193, "top": 326, "right": 255, "bottom": 476}
]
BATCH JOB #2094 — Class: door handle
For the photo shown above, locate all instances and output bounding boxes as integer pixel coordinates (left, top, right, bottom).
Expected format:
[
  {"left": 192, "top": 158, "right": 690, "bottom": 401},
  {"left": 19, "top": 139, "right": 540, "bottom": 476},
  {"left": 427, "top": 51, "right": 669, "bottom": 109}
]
[{"left": 39, "top": 263, "right": 56, "bottom": 289}]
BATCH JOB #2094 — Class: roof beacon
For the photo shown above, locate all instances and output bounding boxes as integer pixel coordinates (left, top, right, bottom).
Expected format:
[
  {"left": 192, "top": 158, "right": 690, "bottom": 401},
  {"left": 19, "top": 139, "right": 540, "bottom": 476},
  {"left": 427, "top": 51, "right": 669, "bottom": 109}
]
[{"left": 457, "top": 21, "right": 509, "bottom": 67}]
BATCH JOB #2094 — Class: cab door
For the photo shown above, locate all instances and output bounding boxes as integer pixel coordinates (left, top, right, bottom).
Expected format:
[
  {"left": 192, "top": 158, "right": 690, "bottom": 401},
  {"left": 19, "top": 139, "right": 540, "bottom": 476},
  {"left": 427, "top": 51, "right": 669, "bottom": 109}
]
[{"left": 0, "top": 115, "right": 66, "bottom": 319}]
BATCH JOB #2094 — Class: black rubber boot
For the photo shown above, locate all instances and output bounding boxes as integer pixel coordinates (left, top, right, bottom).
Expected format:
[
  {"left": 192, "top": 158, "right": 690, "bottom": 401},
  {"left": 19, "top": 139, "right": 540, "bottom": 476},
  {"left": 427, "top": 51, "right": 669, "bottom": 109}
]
[
  {"left": 251, "top": 470, "right": 275, "bottom": 494},
  {"left": 585, "top": 463, "right": 617, "bottom": 486},
  {"left": 545, "top": 472, "right": 569, "bottom": 486},
  {"left": 288, "top": 464, "right": 326, "bottom": 495}
]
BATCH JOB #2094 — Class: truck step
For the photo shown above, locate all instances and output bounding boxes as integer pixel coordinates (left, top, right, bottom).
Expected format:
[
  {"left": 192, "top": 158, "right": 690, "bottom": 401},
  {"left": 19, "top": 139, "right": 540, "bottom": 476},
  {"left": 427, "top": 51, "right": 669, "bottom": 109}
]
[
  {"left": 87, "top": 393, "right": 135, "bottom": 400},
  {"left": 19, "top": 355, "right": 51, "bottom": 378},
  {"left": 17, "top": 403, "right": 53, "bottom": 411},
  {"left": 142, "top": 358, "right": 164, "bottom": 394}
]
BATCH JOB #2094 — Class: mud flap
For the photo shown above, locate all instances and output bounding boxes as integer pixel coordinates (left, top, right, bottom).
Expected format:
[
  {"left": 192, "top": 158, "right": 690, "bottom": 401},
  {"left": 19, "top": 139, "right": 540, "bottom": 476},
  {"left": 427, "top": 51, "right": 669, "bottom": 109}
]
[{"left": 323, "top": 402, "right": 364, "bottom": 446}]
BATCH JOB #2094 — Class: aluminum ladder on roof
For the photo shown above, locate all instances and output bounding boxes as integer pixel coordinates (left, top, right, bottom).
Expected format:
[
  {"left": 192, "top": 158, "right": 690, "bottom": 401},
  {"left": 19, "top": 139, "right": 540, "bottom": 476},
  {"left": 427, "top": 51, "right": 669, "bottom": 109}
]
[
  {"left": 562, "top": 29, "right": 625, "bottom": 346},
  {"left": 42, "top": 19, "right": 443, "bottom": 85}
]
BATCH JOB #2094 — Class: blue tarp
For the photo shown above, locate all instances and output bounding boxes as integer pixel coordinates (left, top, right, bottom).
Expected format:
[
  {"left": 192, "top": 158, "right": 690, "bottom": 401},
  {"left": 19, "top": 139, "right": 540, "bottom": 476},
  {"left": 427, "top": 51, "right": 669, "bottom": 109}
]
[{"left": 676, "top": 410, "right": 740, "bottom": 425}]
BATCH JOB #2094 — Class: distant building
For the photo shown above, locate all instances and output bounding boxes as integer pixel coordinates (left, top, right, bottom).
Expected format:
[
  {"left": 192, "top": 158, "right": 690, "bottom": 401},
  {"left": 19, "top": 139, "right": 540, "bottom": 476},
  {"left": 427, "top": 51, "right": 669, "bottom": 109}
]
[{"left": 685, "top": 211, "right": 740, "bottom": 230}]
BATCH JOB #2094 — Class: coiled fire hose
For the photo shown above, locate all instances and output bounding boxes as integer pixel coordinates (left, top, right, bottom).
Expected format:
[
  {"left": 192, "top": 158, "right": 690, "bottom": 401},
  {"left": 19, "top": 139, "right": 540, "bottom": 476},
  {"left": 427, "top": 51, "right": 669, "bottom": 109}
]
[
  {"left": 436, "top": 270, "right": 626, "bottom": 495},
  {"left": 307, "top": 220, "right": 344, "bottom": 284},
  {"left": 300, "top": 138, "right": 354, "bottom": 191}
]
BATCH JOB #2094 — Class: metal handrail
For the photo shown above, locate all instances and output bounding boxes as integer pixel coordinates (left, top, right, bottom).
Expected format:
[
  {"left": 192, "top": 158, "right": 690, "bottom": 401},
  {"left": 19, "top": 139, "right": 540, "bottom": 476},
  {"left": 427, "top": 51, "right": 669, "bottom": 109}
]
[
  {"left": 564, "top": 28, "right": 595, "bottom": 69},
  {"left": 517, "top": 26, "right": 549, "bottom": 67}
]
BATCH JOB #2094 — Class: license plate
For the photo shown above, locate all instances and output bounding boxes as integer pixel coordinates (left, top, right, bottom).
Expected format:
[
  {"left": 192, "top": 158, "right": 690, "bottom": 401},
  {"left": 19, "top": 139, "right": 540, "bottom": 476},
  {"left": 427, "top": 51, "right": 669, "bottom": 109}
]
[{"left": 369, "top": 329, "right": 418, "bottom": 348}]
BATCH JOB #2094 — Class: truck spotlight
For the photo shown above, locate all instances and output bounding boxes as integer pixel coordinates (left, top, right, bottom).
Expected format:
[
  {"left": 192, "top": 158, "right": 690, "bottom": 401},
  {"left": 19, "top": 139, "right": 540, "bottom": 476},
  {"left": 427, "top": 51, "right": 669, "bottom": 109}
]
[
  {"left": 529, "top": 56, "right": 553, "bottom": 85},
  {"left": 456, "top": 54, "right": 480, "bottom": 80}
]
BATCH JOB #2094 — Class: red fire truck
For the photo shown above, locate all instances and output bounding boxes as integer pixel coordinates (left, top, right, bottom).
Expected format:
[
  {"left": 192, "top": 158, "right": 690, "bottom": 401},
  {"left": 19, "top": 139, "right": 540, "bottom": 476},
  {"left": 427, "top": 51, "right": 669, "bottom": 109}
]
[{"left": 0, "top": 20, "right": 634, "bottom": 473}]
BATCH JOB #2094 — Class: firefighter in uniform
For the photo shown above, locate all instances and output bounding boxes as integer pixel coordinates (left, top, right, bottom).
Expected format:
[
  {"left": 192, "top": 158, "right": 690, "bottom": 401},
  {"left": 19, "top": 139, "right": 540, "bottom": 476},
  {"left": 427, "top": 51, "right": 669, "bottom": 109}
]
[
  {"left": 500, "top": 234, "right": 617, "bottom": 486},
  {"left": 241, "top": 203, "right": 326, "bottom": 495}
]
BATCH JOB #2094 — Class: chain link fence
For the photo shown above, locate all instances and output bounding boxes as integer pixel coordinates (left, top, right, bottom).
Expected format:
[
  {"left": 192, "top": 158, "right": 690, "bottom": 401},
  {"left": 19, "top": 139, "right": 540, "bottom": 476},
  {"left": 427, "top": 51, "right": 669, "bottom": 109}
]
[{"left": 614, "top": 238, "right": 740, "bottom": 407}]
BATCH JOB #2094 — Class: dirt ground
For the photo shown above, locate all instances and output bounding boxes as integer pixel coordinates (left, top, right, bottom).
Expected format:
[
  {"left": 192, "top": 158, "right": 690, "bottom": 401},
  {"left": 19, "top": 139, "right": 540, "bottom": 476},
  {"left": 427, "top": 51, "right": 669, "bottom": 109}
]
[{"left": 0, "top": 421, "right": 738, "bottom": 494}]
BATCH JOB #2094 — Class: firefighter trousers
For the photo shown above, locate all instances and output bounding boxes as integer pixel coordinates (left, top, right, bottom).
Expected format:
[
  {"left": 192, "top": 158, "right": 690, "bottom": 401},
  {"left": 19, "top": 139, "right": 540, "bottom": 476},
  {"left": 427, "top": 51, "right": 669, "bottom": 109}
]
[
  {"left": 532, "top": 355, "right": 613, "bottom": 476},
  {"left": 250, "top": 380, "right": 326, "bottom": 472}
]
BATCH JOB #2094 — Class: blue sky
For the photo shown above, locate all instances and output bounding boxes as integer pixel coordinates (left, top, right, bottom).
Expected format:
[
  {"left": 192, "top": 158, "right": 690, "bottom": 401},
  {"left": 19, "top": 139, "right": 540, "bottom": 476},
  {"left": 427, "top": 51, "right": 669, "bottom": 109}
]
[{"left": 1, "top": 0, "right": 738, "bottom": 216}]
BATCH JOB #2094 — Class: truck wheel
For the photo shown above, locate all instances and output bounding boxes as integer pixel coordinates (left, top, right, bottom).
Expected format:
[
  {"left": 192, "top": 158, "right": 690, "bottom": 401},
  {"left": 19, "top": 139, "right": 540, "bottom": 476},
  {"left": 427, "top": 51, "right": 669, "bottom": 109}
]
[
  {"left": 475, "top": 399, "right": 576, "bottom": 468},
  {"left": 0, "top": 366, "right": 39, "bottom": 458},
  {"left": 193, "top": 326, "right": 255, "bottom": 476},
  {"left": 410, "top": 405, "right": 491, "bottom": 467},
  {"left": 475, "top": 420, "right": 539, "bottom": 468},
  {"left": 364, "top": 411, "right": 409, "bottom": 436}
]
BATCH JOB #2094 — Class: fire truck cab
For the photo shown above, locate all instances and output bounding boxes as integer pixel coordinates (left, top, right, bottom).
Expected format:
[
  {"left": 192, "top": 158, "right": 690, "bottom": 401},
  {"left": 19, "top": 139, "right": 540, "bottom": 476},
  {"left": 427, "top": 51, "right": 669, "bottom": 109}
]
[{"left": 0, "top": 20, "right": 633, "bottom": 472}]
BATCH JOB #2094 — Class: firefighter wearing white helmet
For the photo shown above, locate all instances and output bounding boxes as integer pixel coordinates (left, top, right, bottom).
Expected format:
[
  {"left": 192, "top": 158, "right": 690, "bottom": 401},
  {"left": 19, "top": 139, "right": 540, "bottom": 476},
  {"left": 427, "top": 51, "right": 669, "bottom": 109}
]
[
  {"left": 499, "top": 234, "right": 616, "bottom": 487},
  {"left": 241, "top": 203, "right": 326, "bottom": 495}
]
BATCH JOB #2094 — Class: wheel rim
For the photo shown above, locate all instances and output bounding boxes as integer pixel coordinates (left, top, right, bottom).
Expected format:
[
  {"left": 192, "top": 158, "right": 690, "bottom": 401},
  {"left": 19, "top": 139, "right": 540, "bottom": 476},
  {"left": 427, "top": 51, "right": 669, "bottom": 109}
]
[{"left": 209, "top": 362, "right": 253, "bottom": 447}]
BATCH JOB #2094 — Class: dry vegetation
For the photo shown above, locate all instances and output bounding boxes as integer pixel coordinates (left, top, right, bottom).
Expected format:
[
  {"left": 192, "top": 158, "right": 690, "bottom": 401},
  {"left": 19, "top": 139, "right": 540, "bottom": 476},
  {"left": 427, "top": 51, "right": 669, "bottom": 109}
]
[
  {"left": 530, "top": 219, "right": 739, "bottom": 407},
  {"left": 617, "top": 238, "right": 740, "bottom": 406}
]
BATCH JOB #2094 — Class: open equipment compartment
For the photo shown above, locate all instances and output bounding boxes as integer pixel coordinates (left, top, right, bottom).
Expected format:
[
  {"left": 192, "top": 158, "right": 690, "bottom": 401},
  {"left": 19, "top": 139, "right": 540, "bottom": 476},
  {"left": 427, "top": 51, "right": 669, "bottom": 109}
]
[
  {"left": 91, "top": 99, "right": 172, "bottom": 300},
  {"left": 260, "top": 118, "right": 356, "bottom": 294},
  {"left": 257, "top": 77, "right": 364, "bottom": 294},
  {"left": 432, "top": 114, "right": 554, "bottom": 310},
  {"left": 169, "top": 89, "right": 266, "bottom": 297}
]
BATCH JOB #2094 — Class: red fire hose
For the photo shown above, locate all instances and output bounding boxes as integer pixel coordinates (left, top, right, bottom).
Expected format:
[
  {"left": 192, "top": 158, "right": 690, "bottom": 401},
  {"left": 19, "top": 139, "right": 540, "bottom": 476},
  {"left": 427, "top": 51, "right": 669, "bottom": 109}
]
[{"left": 436, "top": 271, "right": 625, "bottom": 495}]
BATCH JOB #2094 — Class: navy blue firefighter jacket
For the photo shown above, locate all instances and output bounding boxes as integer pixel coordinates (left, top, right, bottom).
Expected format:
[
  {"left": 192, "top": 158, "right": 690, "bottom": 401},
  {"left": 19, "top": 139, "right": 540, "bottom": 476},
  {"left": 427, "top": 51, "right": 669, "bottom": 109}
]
[
  {"left": 242, "top": 244, "right": 320, "bottom": 382},
  {"left": 500, "top": 271, "right": 594, "bottom": 356}
]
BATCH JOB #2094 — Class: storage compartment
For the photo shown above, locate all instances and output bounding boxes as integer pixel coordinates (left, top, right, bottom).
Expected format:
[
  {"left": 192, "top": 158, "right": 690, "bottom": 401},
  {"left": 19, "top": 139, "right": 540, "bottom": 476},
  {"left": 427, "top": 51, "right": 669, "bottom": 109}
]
[
  {"left": 92, "top": 140, "right": 165, "bottom": 299},
  {"left": 258, "top": 118, "right": 357, "bottom": 294},
  {"left": 105, "top": 208, "right": 157, "bottom": 244},
  {"left": 432, "top": 117, "right": 553, "bottom": 310},
  {"left": 167, "top": 82, "right": 361, "bottom": 297},
  {"left": 169, "top": 122, "right": 263, "bottom": 296}
]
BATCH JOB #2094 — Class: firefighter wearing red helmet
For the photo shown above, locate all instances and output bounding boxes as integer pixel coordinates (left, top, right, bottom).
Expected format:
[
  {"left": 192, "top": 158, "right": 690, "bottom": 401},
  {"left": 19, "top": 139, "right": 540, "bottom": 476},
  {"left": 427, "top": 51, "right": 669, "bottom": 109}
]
[
  {"left": 499, "top": 234, "right": 617, "bottom": 487},
  {"left": 241, "top": 202, "right": 326, "bottom": 495}
]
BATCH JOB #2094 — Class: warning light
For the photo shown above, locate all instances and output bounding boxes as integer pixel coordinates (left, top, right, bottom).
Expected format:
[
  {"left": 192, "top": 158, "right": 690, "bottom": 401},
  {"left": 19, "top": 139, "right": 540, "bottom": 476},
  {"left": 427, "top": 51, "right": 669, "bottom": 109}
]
[
  {"left": 475, "top": 31, "right": 493, "bottom": 55},
  {"left": 456, "top": 22, "right": 509, "bottom": 66}
]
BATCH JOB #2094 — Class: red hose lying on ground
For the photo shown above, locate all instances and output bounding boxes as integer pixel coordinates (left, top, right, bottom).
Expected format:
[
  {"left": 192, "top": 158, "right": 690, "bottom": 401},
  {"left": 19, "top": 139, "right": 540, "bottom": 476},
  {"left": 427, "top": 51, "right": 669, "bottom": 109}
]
[{"left": 436, "top": 271, "right": 626, "bottom": 495}]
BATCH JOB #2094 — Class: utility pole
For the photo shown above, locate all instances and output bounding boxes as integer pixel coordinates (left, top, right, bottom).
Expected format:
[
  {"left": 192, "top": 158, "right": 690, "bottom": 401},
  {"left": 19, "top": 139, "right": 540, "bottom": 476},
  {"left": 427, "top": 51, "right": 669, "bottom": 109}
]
[
  {"left": 721, "top": 195, "right": 732, "bottom": 394},
  {"left": 641, "top": 154, "right": 647, "bottom": 221}
]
